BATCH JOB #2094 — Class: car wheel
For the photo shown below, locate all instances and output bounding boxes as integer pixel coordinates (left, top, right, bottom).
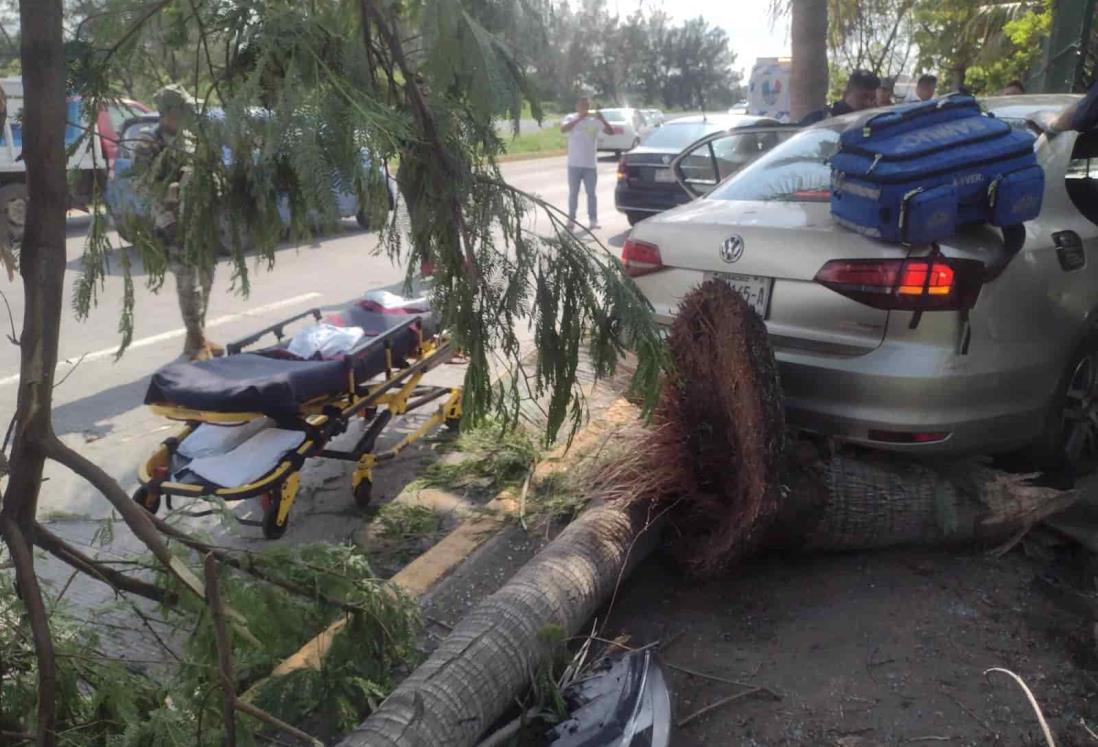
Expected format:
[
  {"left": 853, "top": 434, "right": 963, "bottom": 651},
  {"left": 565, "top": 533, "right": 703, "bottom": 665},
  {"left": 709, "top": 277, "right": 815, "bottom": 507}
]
[
  {"left": 1028, "top": 329, "right": 1098, "bottom": 476},
  {"left": 626, "top": 211, "right": 647, "bottom": 226}
]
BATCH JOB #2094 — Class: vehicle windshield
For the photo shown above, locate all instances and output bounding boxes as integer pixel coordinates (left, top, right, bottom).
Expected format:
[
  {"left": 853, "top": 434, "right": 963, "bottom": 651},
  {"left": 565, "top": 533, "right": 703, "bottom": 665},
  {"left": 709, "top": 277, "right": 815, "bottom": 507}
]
[
  {"left": 118, "top": 119, "right": 158, "bottom": 158},
  {"left": 600, "top": 109, "right": 628, "bottom": 122},
  {"left": 108, "top": 103, "right": 147, "bottom": 133},
  {"left": 641, "top": 121, "right": 722, "bottom": 148},
  {"left": 708, "top": 126, "right": 841, "bottom": 202}
]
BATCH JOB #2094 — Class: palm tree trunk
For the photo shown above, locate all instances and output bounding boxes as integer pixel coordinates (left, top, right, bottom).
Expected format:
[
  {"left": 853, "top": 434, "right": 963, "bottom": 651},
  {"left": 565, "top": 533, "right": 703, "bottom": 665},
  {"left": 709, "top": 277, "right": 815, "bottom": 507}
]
[
  {"left": 338, "top": 502, "right": 666, "bottom": 746},
  {"left": 790, "top": 0, "right": 829, "bottom": 121},
  {"left": 341, "top": 283, "right": 1079, "bottom": 747}
]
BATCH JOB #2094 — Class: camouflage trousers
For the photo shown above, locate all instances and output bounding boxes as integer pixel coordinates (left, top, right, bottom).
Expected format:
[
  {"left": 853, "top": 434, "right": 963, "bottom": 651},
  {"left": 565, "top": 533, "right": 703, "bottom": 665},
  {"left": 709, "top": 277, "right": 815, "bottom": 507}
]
[{"left": 160, "top": 230, "right": 214, "bottom": 337}]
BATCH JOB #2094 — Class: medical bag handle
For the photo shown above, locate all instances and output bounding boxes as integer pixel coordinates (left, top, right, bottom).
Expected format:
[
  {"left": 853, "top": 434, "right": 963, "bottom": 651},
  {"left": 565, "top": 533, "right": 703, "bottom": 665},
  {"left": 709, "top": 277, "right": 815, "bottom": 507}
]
[{"left": 860, "top": 94, "right": 980, "bottom": 138}]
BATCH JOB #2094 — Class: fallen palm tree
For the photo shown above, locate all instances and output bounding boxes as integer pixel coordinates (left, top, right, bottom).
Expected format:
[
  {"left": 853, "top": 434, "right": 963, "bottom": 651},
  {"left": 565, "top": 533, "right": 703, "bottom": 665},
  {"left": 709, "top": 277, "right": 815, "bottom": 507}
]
[{"left": 341, "top": 280, "right": 1081, "bottom": 746}]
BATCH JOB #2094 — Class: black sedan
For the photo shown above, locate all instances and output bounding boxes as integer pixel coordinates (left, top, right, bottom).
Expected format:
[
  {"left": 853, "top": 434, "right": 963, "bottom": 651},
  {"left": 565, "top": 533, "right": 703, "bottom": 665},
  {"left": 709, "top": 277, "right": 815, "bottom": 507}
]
[{"left": 615, "top": 114, "right": 779, "bottom": 225}]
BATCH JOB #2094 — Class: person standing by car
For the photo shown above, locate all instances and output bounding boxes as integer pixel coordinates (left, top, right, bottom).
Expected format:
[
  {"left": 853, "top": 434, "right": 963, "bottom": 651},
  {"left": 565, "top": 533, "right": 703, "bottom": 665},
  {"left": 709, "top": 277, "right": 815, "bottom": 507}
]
[
  {"left": 876, "top": 80, "right": 894, "bottom": 107},
  {"left": 561, "top": 96, "right": 613, "bottom": 230},
  {"left": 905, "top": 74, "right": 938, "bottom": 102},
  {"left": 799, "top": 70, "right": 881, "bottom": 125},
  {"left": 133, "top": 85, "right": 221, "bottom": 361}
]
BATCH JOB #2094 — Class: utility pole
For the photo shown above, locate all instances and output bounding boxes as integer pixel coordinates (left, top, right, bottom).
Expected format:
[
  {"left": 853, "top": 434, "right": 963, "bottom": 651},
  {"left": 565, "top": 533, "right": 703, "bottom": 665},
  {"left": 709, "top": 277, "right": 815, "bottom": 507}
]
[{"left": 1033, "top": 0, "right": 1096, "bottom": 92}]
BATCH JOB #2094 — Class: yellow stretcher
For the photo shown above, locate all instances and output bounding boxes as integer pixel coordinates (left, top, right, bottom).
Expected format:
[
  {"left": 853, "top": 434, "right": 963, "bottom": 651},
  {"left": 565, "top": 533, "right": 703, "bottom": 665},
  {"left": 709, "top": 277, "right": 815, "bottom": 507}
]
[{"left": 133, "top": 299, "right": 461, "bottom": 538}]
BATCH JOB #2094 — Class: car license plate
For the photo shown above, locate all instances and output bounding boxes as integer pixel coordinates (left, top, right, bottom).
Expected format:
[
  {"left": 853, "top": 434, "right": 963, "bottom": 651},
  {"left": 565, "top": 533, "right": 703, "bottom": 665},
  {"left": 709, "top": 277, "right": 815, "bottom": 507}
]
[
  {"left": 706, "top": 272, "right": 773, "bottom": 319},
  {"left": 654, "top": 168, "right": 676, "bottom": 183}
]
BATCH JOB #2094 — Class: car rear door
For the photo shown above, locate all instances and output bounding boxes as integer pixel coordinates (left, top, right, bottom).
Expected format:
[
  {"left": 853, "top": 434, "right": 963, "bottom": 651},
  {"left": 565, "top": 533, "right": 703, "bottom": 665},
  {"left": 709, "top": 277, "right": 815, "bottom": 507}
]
[{"left": 651, "top": 126, "right": 900, "bottom": 355}]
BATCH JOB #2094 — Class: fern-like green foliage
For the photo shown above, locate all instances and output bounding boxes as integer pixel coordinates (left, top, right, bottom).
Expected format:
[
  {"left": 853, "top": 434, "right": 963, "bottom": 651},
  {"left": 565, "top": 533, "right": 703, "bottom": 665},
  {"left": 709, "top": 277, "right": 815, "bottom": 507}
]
[
  {"left": 0, "top": 541, "right": 419, "bottom": 744},
  {"left": 69, "top": 0, "right": 666, "bottom": 443}
]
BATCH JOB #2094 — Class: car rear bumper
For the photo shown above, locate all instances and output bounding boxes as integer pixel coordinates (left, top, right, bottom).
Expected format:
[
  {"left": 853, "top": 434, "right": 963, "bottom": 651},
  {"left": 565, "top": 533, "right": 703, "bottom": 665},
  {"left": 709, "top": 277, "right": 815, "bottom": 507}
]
[
  {"left": 775, "top": 339, "right": 1055, "bottom": 456},
  {"left": 614, "top": 184, "right": 691, "bottom": 215},
  {"left": 646, "top": 311, "right": 1056, "bottom": 457}
]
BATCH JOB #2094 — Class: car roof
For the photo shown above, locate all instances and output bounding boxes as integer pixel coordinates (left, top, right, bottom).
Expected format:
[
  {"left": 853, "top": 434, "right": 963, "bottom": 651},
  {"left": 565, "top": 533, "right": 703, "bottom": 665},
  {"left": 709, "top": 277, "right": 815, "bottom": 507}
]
[
  {"left": 808, "top": 93, "right": 1082, "bottom": 130},
  {"left": 661, "top": 113, "right": 779, "bottom": 128}
]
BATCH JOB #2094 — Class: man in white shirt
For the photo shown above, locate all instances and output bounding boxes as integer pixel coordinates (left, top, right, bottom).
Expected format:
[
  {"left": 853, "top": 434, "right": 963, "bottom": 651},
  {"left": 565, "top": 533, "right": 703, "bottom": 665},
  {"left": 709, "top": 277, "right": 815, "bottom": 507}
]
[{"left": 560, "top": 97, "right": 613, "bottom": 230}]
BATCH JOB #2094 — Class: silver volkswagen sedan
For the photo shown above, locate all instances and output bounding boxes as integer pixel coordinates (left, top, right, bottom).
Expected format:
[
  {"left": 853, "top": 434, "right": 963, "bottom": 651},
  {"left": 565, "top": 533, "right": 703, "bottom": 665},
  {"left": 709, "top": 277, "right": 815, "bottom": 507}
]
[{"left": 624, "top": 95, "right": 1098, "bottom": 469}]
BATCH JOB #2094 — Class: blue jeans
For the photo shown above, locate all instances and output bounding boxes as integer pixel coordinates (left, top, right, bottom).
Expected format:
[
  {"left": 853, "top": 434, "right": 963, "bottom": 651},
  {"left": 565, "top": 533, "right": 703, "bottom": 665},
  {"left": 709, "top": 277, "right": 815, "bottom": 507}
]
[{"left": 567, "top": 166, "right": 598, "bottom": 223}]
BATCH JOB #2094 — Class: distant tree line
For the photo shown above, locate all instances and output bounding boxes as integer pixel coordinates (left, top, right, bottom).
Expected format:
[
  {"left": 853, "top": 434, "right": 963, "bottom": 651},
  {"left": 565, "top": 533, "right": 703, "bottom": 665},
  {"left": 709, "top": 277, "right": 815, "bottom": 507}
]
[{"left": 522, "top": 0, "right": 743, "bottom": 112}]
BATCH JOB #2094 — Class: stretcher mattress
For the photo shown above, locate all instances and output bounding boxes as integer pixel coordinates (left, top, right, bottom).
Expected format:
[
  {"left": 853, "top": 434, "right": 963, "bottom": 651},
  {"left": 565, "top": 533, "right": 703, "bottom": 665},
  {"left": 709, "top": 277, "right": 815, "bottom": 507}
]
[{"left": 145, "top": 299, "right": 436, "bottom": 417}]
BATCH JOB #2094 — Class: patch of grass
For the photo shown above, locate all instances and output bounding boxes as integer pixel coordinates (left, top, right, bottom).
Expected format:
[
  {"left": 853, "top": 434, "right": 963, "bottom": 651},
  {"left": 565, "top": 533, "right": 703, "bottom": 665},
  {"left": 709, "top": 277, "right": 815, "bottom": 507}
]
[
  {"left": 501, "top": 126, "right": 566, "bottom": 157},
  {"left": 375, "top": 503, "right": 443, "bottom": 542},
  {"left": 526, "top": 471, "right": 588, "bottom": 523},
  {"left": 418, "top": 422, "right": 540, "bottom": 501},
  {"left": 38, "top": 509, "right": 92, "bottom": 523}
]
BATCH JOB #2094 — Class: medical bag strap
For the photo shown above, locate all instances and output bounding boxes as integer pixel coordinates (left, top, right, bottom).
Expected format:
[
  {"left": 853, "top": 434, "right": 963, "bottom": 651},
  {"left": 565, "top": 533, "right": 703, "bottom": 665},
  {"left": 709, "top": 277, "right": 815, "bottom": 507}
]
[
  {"left": 907, "top": 241, "right": 941, "bottom": 331},
  {"left": 981, "top": 176, "right": 1028, "bottom": 282}
]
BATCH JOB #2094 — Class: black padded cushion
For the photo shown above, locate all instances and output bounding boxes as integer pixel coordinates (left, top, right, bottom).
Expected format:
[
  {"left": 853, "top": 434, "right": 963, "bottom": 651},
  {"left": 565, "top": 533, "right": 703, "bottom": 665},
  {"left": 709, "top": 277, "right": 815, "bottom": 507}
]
[{"left": 145, "top": 300, "right": 436, "bottom": 416}]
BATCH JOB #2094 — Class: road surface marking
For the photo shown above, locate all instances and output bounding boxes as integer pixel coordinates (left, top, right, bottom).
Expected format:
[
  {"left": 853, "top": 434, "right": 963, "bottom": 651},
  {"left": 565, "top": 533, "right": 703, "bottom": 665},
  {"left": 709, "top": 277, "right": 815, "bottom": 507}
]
[{"left": 0, "top": 291, "right": 323, "bottom": 388}]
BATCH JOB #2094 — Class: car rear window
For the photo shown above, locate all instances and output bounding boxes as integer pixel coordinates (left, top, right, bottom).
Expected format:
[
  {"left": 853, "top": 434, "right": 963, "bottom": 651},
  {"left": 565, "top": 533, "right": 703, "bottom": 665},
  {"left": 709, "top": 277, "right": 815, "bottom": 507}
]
[
  {"left": 708, "top": 128, "right": 840, "bottom": 202},
  {"left": 640, "top": 122, "right": 721, "bottom": 149},
  {"left": 600, "top": 110, "right": 628, "bottom": 123}
]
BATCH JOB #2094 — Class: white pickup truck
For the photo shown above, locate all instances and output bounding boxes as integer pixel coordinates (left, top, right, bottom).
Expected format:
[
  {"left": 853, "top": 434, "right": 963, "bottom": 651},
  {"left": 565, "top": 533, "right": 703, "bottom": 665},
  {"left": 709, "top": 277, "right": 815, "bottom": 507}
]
[{"left": 0, "top": 76, "right": 106, "bottom": 244}]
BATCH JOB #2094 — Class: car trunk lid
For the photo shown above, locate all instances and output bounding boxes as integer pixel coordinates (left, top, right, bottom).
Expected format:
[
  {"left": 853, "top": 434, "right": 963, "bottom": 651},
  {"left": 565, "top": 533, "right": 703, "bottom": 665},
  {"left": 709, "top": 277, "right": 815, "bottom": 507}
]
[{"left": 637, "top": 198, "right": 906, "bottom": 354}]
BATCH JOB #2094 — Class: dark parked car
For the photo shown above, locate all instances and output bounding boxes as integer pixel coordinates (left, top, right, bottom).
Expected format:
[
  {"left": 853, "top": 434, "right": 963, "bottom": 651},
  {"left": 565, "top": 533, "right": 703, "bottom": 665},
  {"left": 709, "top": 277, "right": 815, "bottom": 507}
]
[{"left": 615, "top": 114, "right": 781, "bottom": 225}]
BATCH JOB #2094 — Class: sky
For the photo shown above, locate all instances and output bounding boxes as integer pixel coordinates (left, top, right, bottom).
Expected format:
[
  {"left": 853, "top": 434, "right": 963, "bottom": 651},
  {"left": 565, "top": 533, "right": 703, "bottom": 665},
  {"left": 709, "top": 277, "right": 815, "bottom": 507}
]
[{"left": 614, "top": 0, "right": 791, "bottom": 78}]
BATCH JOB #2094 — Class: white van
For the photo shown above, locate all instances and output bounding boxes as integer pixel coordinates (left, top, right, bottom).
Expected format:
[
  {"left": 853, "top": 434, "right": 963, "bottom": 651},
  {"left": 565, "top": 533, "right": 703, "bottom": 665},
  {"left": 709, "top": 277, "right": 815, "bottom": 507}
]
[{"left": 0, "top": 76, "right": 105, "bottom": 243}]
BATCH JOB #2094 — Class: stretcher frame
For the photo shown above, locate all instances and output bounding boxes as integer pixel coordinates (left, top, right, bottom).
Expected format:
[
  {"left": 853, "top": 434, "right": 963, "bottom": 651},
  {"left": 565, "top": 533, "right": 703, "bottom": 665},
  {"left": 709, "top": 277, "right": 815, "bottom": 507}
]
[{"left": 133, "top": 311, "right": 462, "bottom": 539}]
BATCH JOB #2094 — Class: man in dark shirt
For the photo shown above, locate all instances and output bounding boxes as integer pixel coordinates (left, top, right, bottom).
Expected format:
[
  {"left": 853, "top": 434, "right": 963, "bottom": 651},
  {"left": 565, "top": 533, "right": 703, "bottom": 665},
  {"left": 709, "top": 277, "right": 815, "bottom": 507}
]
[
  {"left": 133, "top": 85, "right": 221, "bottom": 361},
  {"left": 799, "top": 70, "right": 881, "bottom": 126},
  {"left": 1048, "top": 78, "right": 1098, "bottom": 134}
]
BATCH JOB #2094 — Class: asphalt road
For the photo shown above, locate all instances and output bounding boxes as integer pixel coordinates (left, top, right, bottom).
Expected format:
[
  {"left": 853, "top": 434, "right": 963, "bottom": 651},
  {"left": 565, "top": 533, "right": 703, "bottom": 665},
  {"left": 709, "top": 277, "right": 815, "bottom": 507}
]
[{"left": 4, "top": 153, "right": 629, "bottom": 577}]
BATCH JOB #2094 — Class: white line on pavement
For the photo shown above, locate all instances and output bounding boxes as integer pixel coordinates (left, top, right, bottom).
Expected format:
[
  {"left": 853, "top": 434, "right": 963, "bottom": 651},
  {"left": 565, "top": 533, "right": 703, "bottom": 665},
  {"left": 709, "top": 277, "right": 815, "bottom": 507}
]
[{"left": 0, "top": 291, "right": 324, "bottom": 388}]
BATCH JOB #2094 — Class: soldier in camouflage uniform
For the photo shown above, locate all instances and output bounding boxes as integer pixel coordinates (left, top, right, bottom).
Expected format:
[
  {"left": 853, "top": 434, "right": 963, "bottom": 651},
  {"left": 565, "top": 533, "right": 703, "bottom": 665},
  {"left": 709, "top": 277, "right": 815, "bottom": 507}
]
[{"left": 133, "top": 85, "right": 222, "bottom": 361}]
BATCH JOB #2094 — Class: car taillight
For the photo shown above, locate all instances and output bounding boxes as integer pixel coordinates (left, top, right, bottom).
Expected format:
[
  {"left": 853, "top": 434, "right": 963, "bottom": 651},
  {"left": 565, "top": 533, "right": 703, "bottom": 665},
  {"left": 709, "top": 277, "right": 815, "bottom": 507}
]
[
  {"left": 621, "top": 238, "right": 663, "bottom": 277},
  {"left": 617, "top": 160, "right": 629, "bottom": 181},
  {"left": 612, "top": 126, "right": 624, "bottom": 135},
  {"left": 814, "top": 257, "right": 983, "bottom": 311}
]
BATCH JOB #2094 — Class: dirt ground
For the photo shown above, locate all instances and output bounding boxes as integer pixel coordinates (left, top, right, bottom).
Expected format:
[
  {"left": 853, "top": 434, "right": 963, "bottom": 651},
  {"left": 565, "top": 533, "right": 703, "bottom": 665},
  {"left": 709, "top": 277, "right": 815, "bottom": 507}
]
[{"left": 604, "top": 544, "right": 1098, "bottom": 746}]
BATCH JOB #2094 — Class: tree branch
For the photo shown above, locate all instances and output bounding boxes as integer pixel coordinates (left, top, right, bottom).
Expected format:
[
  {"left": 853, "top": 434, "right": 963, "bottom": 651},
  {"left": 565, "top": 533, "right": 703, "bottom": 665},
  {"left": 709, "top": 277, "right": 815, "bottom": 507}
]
[
  {"left": 43, "top": 437, "right": 206, "bottom": 599},
  {"left": 205, "top": 554, "right": 237, "bottom": 747},
  {"left": 357, "top": 0, "right": 479, "bottom": 280},
  {"left": 100, "top": 0, "right": 173, "bottom": 66},
  {"left": 0, "top": 516, "right": 58, "bottom": 747},
  {"left": 149, "top": 514, "right": 373, "bottom": 616},
  {"left": 204, "top": 553, "right": 324, "bottom": 747},
  {"left": 32, "top": 522, "right": 173, "bottom": 605}
]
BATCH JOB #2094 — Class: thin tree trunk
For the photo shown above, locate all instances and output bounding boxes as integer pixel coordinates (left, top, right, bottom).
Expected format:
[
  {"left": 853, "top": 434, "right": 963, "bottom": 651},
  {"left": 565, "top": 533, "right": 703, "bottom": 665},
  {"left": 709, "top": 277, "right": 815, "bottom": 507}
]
[
  {"left": 339, "top": 502, "right": 666, "bottom": 746},
  {"left": 6, "top": 0, "right": 67, "bottom": 523},
  {"left": 790, "top": 0, "right": 829, "bottom": 121},
  {"left": 952, "top": 64, "right": 967, "bottom": 92},
  {"left": 0, "top": 2, "right": 70, "bottom": 744}
]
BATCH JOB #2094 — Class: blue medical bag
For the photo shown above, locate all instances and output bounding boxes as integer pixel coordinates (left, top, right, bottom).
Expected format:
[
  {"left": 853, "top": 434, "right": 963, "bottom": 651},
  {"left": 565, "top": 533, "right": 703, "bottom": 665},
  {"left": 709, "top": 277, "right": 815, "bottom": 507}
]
[{"left": 830, "top": 96, "right": 1044, "bottom": 244}]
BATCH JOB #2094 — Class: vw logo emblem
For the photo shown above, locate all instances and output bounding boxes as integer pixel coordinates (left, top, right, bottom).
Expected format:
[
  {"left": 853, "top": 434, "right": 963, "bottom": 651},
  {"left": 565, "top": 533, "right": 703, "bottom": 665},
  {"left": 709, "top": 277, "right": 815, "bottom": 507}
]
[
  {"left": 661, "top": 154, "right": 671, "bottom": 164},
  {"left": 720, "top": 235, "right": 744, "bottom": 263}
]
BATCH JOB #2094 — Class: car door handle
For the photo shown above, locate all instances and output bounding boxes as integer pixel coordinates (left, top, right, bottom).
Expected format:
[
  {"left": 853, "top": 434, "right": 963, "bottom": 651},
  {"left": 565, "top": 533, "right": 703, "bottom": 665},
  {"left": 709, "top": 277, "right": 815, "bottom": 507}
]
[{"left": 1053, "top": 230, "right": 1086, "bottom": 271}]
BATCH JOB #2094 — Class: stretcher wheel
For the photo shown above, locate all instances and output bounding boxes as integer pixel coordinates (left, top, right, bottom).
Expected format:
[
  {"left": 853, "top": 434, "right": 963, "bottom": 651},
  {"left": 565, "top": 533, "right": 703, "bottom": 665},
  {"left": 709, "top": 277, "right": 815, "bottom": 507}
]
[
  {"left": 353, "top": 478, "right": 374, "bottom": 509},
  {"left": 445, "top": 418, "right": 461, "bottom": 433},
  {"left": 261, "top": 494, "right": 288, "bottom": 540},
  {"left": 133, "top": 486, "right": 160, "bottom": 515}
]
